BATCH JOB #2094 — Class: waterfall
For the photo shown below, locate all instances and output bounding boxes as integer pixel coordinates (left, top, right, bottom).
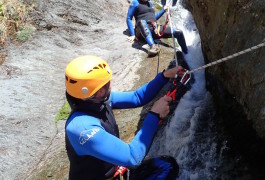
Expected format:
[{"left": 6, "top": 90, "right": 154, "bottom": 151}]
[{"left": 148, "top": 1, "right": 227, "bottom": 179}]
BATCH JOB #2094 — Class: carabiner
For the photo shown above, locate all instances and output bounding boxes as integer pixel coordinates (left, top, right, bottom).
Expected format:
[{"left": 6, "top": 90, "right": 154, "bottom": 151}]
[{"left": 180, "top": 70, "right": 191, "bottom": 85}]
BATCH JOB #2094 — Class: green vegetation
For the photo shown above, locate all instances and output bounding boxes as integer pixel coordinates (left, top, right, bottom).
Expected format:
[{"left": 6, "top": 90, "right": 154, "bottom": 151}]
[
  {"left": 154, "top": 2, "right": 162, "bottom": 11},
  {"left": 0, "top": 0, "right": 35, "bottom": 45},
  {"left": 16, "top": 24, "right": 35, "bottom": 42},
  {"left": 55, "top": 102, "right": 70, "bottom": 125}
]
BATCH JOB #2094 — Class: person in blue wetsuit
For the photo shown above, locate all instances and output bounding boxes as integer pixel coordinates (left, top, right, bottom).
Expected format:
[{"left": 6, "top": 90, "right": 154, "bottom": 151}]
[
  {"left": 126, "top": 0, "right": 188, "bottom": 56},
  {"left": 65, "top": 55, "right": 185, "bottom": 180}
]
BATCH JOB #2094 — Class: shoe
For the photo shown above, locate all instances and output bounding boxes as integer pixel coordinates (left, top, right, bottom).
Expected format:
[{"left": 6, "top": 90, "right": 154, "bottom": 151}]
[{"left": 148, "top": 44, "right": 160, "bottom": 56}]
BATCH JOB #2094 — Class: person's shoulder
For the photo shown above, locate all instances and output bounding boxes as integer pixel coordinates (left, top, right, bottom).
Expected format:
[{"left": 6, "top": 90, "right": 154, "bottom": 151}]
[
  {"left": 130, "top": 0, "right": 139, "bottom": 7},
  {"left": 66, "top": 112, "right": 101, "bottom": 130},
  {"left": 149, "top": 0, "right": 154, "bottom": 7},
  {"left": 66, "top": 112, "right": 104, "bottom": 154}
]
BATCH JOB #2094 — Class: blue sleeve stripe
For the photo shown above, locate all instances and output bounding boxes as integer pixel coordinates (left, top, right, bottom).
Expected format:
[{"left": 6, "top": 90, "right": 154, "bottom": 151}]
[{"left": 155, "top": 9, "right": 165, "bottom": 20}]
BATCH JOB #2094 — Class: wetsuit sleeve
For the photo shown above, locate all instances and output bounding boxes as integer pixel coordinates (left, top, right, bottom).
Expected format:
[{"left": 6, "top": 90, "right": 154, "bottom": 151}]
[
  {"left": 66, "top": 112, "right": 160, "bottom": 167},
  {"left": 110, "top": 72, "right": 168, "bottom": 109},
  {"left": 155, "top": 9, "right": 165, "bottom": 20},
  {"left": 126, "top": 0, "right": 139, "bottom": 36}
]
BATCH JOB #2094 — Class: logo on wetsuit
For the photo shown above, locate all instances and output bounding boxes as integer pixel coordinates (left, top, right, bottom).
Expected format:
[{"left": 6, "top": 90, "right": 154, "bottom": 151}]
[{"left": 79, "top": 128, "right": 100, "bottom": 145}]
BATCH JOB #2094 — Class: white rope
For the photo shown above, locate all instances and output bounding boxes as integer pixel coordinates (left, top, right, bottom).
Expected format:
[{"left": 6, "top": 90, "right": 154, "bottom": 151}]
[
  {"left": 156, "top": 0, "right": 178, "bottom": 64},
  {"left": 187, "top": 41, "right": 265, "bottom": 74}
]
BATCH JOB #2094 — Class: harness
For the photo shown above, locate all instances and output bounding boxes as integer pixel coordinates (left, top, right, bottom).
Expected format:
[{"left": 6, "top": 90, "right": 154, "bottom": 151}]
[
  {"left": 159, "top": 69, "right": 192, "bottom": 125},
  {"left": 148, "top": 14, "right": 169, "bottom": 38},
  {"left": 113, "top": 166, "right": 129, "bottom": 180},
  {"left": 167, "top": 70, "right": 191, "bottom": 99}
]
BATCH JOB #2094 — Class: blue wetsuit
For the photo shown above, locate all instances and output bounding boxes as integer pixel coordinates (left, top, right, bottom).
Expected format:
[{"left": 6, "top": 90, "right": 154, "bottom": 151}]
[
  {"left": 126, "top": 0, "right": 188, "bottom": 54},
  {"left": 127, "top": 0, "right": 165, "bottom": 37},
  {"left": 65, "top": 73, "right": 179, "bottom": 179}
]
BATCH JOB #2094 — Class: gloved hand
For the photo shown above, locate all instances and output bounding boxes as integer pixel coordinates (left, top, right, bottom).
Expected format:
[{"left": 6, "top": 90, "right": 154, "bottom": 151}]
[
  {"left": 150, "top": 95, "right": 172, "bottom": 119},
  {"left": 164, "top": 4, "right": 170, "bottom": 11},
  {"left": 163, "top": 66, "right": 186, "bottom": 78},
  {"left": 176, "top": 66, "right": 186, "bottom": 77}
]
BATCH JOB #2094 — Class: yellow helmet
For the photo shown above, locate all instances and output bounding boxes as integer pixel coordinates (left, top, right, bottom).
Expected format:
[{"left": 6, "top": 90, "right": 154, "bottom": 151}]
[{"left": 65, "top": 55, "right": 112, "bottom": 99}]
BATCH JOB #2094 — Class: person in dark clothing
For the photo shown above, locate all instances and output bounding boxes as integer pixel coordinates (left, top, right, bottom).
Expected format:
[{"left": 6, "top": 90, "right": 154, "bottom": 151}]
[
  {"left": 65, "top": 55, "right": 185, "bottom": 179},
  {"left": 126, "top": 0, "right": 188, "bottom": 56}
]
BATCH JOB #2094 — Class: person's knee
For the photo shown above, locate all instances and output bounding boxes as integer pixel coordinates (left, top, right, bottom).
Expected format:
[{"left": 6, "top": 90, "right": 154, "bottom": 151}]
[
  {"left": 160, "top": 156, "right": 179, "bottom": 169},
  {"left": 137, "top": 20, "right": 150, "bottom": 38},
  {"left": 173, "top": 29, "right": 184, "bottom": 38},
  {"left": 159, "top": 156, "right": 179, "bottom": 179},
  {"left": 173, "top": 29, "right": 188, "bottom": 54},
  {"left": 136, "top": 20, "right": 154, "bottom": 46}
]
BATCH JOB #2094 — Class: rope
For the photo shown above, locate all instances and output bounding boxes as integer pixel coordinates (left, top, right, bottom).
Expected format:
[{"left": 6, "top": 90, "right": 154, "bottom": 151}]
[
  {"left": 157, "top": 41, "right": 160, "bottom": 74},
  {"left": 167, "top": 8, "right": 178, "bottom": 66},
  {"left": 187, "top": 41, "right": 265, "bottom": 74},
  {"left": 156, "top": 0, "right": 178, "bottom": 64}
]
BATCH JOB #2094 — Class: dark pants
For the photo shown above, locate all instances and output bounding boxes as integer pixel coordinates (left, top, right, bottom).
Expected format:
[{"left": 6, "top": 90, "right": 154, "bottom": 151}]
[
  {"left": 113, "top": 155, "right": 179, "bottom": 180},
  {"left": 135, "top": 21, "right": 188, "bottom": 54}
]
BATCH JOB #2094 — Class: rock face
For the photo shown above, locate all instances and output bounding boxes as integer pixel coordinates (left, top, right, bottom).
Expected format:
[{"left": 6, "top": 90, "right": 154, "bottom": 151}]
[{"left": 185, "top": 0, "right": 265, "bottom": 138}]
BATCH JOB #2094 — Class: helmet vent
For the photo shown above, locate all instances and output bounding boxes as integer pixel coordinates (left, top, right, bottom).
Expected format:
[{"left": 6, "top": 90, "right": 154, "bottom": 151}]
[
  {"left": 87, "top": 70, "right": 93, "bottom": 74},
  {"left": 103, "top": 64, "right": 106, "bottom": 68},
  {"left": 93, "top": 67, "right": 99, "bottom": 69},
  {"left": 70, "top": 79, "right": 77, "bottom": 84},
  {"left": 65, "top": 75, "right": 68, "bottom": 81},
  {"left": 99, "top": 64, "right": 103, "bottom": 69}
]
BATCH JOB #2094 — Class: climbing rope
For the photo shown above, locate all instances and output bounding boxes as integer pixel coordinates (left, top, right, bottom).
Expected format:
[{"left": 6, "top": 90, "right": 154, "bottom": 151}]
[
  {"left": 157, "top": 41, "right": 161, "bottom": 74},
  {"left": 187, "top": 41, "right": 265, "bottom": 74}
]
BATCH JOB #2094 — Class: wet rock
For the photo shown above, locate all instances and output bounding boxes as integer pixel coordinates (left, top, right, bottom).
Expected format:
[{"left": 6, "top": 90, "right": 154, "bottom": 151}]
[{"left": 185, "top": 0, "right": 265, "bottom": 139}]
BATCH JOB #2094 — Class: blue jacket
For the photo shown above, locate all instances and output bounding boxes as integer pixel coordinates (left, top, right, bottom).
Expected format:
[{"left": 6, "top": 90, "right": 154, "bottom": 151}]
[{"left": 126, "top": 0, "right": 165, "bottom": 36}]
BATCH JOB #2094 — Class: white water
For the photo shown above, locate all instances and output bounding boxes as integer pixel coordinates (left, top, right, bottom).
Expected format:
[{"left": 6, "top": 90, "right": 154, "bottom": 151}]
[{"left": 148, "top": 1, "right": 227, "bottom": 179}]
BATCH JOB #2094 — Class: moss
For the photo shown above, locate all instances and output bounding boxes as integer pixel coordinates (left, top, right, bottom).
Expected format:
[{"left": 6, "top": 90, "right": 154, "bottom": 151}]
[
  {"left": 55, "top": 102, "right": 70, "bottom": 125},
  {"left": 153, "top": 0, "right": 163, "bottom": 11},
  {"left": 154, "top": 3, "right": 162, "bottom": 11},
  {"left": 16, "top": 24, "right": 35, "bottom": 42}
]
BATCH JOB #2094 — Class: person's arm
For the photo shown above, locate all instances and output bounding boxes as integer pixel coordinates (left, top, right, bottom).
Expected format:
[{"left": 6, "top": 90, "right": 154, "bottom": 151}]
[
  {"left": 110, "top": 66, "right": 184, "bottom": 109},
  {"left": 110, "top": 72, "right": 168, "bottom": 109},
  {"left": 155, "top": 4, "right": 169, "bottom": 20},
  {"left": 66, "top": 112, "right": 160, "bottom": 167},
  {"left": 155, "top": 9, "right": 165, "bottom": 20},
  {"left": 126, "top": 0, "right": 139, "bottom": 36}
]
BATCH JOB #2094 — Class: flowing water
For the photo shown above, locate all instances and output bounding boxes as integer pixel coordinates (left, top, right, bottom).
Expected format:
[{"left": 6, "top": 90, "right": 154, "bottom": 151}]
[
  {"left": 149, "top": 1, "right": 265, "bottom": 179},
  {"left": 148, "top": 1, "right": 227, "bottom": 179}
]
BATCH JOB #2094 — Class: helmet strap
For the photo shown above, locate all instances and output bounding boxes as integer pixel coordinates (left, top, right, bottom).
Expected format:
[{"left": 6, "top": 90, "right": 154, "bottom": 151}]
[{"left": 102, "top": 82, "right": 111, "bottom": 102}]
